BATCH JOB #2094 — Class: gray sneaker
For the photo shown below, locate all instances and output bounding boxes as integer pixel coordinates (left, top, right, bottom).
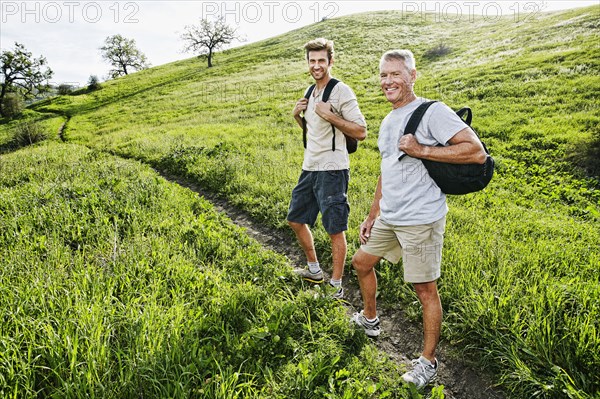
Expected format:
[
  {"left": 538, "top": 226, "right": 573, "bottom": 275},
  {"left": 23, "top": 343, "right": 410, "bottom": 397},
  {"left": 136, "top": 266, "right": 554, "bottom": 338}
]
[
  {"left": 402, "top": 356, "right": 438, "bottom": 389},
  {"left": 351, "top": 310, "right": 381, "bottom": 337},
  {"left": 329, "top": 283, "right": 344, "bottom": 300},
  {"left": 293, "top": 268, "right": 324, "bottom": 284}
]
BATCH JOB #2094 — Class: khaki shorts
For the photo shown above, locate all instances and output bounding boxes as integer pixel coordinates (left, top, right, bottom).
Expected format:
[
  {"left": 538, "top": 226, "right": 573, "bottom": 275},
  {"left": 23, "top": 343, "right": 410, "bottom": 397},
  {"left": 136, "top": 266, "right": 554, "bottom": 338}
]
[{"left": 360, "top": 217, "right": 446, "bottom": 283}]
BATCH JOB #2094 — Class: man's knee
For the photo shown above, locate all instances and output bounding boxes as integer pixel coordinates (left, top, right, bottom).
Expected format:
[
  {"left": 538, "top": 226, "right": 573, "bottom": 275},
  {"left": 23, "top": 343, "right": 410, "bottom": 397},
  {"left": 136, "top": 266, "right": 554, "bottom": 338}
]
[
  {"left": 352, "top": 250, "right": 376, "bottom": 273},
  {"left": 329, "top": 231, "right": 346, "bottom": 244},
  {"left": 413, "top": 282, "right": 440, "bottom": 303},
  {"left": 288, "top": 220, "right": 304, "bottom": 231}
]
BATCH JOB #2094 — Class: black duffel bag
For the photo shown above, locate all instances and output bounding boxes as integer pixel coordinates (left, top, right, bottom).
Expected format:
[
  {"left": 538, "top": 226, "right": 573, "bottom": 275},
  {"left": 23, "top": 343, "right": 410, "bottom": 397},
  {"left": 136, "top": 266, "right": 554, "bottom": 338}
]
[{"left": 399, "top": 101, "right": 494, "bottom": 195}]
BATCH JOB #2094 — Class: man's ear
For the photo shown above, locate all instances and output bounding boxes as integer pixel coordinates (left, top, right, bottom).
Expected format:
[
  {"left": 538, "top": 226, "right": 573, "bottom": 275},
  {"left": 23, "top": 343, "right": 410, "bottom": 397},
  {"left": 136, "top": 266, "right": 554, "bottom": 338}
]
[
  {"left": 329, "top": 57, "right": 335, "bottom": 66},
  {"left": 411, "top": 69, "right": 417, "bottom": 83}
]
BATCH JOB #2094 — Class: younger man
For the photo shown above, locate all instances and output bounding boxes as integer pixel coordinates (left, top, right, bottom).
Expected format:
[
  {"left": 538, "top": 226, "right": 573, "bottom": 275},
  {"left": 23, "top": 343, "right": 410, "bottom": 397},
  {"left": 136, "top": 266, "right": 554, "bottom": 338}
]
[{"left": 288, "top": 38, "right": 367, "bottom": 299}]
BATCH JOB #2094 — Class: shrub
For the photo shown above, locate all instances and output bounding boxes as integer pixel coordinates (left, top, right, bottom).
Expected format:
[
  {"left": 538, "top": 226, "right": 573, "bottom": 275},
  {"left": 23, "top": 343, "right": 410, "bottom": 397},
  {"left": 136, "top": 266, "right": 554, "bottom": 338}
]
[
  {"left": 424, "top": 43, "right": 452, "bottom": 59},
  {"left": 1, "top": 93, "right": 24, "bottom": 118},
  {"left": 12, "top": 120, "right": 48, "bottom": 147},
  {"left": 87, "top": 75, "right": 101, "bottom": 91},
  {"left": 593, "top": 129, "right": 600, "bottom": 160},
  {"left": 57, "top": 84, "right": 74, "bottom": 95},
  {"left": 583, "top": 136, "right": 600, "bottom": 177}
]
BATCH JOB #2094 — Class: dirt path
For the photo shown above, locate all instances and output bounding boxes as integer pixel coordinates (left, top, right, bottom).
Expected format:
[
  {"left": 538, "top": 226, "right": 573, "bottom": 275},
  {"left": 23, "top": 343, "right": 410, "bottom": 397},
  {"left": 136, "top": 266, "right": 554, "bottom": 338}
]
[
  {"left": 158, "top": 170, "right": 505, "bottom": 399},
  {"left": 58, "top": 117, "right": 69, "bottom": 141}
]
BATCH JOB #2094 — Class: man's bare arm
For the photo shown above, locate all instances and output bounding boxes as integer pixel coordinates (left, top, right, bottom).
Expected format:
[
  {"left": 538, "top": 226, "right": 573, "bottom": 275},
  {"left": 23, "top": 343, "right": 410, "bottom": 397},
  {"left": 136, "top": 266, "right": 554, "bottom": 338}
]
[{"left": 399, "top": 127, "right": 487, "bottom": 164}]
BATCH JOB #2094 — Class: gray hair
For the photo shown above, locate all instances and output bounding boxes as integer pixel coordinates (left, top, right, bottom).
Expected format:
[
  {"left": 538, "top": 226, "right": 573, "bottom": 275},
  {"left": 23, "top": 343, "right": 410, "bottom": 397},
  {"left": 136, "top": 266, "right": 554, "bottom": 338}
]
[{"left": 379, "top": 50, "right": 416, "bottom": 71}]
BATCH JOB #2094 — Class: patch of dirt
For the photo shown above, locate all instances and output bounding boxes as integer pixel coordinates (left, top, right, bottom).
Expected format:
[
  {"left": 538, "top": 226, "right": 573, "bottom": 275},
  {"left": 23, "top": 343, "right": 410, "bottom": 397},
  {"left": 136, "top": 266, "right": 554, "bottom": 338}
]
[{"left": 157, "top": 169, "right": 506, "bottom": 399}]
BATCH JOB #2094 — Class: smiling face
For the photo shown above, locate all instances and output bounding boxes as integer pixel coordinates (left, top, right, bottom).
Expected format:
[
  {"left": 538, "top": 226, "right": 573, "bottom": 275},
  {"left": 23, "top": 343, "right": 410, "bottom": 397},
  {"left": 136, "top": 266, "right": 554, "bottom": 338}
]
[
  {"left": 379, "top": 58, "right": 417, "bottom": 108},
  {"left": 307, "top": 49, "right": 332, "bottom": 83}
]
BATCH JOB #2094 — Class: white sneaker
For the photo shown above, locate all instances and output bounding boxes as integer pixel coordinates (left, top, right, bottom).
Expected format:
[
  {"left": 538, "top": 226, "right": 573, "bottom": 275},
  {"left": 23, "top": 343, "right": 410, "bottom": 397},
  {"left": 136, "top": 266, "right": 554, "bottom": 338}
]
[
  {"left": 329, "top": 283, "right": 344, "bottom": 300},
  {"left": 293, "top": 268, "right": 323, "bottom": 284},
  {"left": 351, "top": 310, "right": 381, "bottom": 337},
  {"left": 402, "top": 356, "right": 438, "bottom": 389}
]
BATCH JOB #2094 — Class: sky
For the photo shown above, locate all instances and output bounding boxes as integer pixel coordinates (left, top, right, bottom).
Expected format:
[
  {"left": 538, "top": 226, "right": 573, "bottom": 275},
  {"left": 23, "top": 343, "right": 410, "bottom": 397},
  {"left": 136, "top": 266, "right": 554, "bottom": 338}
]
[{"left": 1, "top": 0, "right": 598, "bottom": 86}]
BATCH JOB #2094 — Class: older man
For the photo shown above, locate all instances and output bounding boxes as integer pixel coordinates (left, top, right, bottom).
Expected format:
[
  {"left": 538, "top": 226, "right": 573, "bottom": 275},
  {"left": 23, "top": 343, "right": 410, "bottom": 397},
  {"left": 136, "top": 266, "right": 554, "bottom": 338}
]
[{"left": 351, "top": 49, "right": 487, "bottom": 389}]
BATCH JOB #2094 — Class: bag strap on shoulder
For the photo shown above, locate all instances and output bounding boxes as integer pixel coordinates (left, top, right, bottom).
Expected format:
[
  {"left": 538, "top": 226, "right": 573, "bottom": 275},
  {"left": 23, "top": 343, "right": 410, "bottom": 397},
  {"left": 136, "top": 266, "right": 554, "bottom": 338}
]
[
  {"left": 399, "top": 101, "right": 437, "bottom": 161},
  {"left": 403, "top": 101, "right": 437, "bottom": 136},
  {"left": 322, "top": 78, "right": 339, "bottom": 103},
  {"left": 301, "top": 84, "right": 316, "bottom": 149},
  {"left": 302, "top": 78, "right": 340, "bottom": 151},
  {"left": 304, "top": 84, "right": 316, "bottom": 100}
]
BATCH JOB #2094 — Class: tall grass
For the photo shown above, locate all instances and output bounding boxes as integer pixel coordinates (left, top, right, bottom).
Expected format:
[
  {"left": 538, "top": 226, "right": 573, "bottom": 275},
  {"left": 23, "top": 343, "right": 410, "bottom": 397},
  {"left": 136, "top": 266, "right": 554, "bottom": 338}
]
[
  {"left": 0, "top": 143, "right": 416, "bottom": 398},
  {"left": 1, "top": 5, "right": 599, "bottom": 398}
]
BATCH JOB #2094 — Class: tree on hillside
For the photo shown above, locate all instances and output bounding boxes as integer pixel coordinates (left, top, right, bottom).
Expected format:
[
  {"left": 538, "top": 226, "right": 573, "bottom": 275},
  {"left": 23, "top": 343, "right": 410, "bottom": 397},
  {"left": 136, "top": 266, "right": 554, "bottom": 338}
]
[
  {"left": 100, "top": 34, "right": 150, "bottom": 79},
  {"left": 180, "top": 16, "right": 241, "bottom": 68},
  {"left": 0, "top": 42, "right": 53, "bottom": 117}
]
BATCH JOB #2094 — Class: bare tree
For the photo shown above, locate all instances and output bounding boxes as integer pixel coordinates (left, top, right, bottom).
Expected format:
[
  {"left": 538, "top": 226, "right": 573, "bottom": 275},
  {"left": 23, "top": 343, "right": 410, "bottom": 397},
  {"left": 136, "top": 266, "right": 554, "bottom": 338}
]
[
  {"left": 100, "top": 34, "right": 150, "bottom": 79},
  {"left": 0, "top": 42, "right": 53, "bottom": 117},
  {"left": 180, "top": 16, "right": 241, "bottom": 68}
]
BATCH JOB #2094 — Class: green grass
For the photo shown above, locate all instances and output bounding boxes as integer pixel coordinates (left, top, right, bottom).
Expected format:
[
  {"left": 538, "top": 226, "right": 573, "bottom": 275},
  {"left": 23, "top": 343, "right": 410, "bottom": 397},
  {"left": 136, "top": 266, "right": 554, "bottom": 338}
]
[
  {"left": 0, "top": 143, "right": 413, "bottom": 398},
  {"left": 1, "top": 5, "right": 599, "bottom": 399}
]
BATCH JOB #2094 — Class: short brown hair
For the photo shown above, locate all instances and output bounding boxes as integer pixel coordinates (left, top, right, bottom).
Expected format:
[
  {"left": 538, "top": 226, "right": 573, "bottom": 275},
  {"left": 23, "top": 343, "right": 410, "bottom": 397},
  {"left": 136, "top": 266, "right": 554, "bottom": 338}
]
[{"left": 304, "top": 38, "right": 334, "bottom": 61}]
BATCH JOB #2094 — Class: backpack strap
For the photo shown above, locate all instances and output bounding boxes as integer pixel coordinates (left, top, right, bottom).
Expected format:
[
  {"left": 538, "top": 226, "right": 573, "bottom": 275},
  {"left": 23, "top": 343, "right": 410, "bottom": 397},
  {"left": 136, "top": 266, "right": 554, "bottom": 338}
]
[
  {"left": 323, "top": 79, "right": 340, "bottom": 151},
  {"left": 301, "top": 79, "right": 340, "bottom": 151},
  {"left": 301, "top": 84, "right": 316, "bottom": 149},
  {"left": 304, "top": 84, "right": 316, "bottom": 99},
  {"left": 399, "top": 100, "right": 437, "bottom": 161},
  {"left": 321, "top": 78, "right": 339, "bottom": 102}
]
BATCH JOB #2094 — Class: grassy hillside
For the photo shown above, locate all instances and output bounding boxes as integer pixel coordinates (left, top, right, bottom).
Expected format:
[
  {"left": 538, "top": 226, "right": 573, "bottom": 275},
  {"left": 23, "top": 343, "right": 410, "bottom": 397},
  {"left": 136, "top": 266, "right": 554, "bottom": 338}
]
[
  {"left": 0, "top": 143, "right": 415, "bottom": 398},
  {"left": 1, "top": 5, "right": 599, "bottom": 399}
]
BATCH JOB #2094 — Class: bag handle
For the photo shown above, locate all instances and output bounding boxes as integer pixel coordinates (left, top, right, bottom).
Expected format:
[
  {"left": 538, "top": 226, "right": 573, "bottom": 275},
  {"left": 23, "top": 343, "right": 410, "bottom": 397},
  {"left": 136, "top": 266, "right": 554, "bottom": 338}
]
[
  {"left": 456, "top": 107, "right": 472, "bottom": 126},
  {"left": 456, "top": 106, "right": 489, "bottom": 153}
]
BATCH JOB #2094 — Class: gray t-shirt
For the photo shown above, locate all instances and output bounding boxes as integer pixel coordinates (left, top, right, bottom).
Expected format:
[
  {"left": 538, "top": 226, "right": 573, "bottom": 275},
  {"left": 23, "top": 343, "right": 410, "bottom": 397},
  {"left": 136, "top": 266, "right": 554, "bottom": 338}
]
[
  {"left": 378, "top": 98, "right": 467, "bottom": 225},
  {"left": 302, "top": 81, "right": 366, "bottom": 171}
]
